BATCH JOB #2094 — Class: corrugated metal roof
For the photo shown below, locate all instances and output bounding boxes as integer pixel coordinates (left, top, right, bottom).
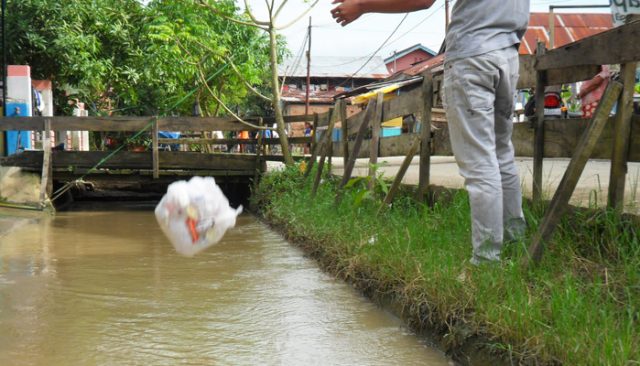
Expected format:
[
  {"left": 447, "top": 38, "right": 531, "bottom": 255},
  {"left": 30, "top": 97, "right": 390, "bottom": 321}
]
[
  {"left": 279, "top": 55, "right": 389, "bottom": 79},
  {"left": 383, "top": 43, "right": 437, "bottom": 64},
  {"left": 519, "top": 12, "right": 612, "bottom": 54}
]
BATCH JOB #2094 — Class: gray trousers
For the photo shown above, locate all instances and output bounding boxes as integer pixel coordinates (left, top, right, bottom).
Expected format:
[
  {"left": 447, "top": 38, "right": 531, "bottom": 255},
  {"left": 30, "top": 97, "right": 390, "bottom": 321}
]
[{"left": 443, "top": 46, "right": 526, "bottom": 264}]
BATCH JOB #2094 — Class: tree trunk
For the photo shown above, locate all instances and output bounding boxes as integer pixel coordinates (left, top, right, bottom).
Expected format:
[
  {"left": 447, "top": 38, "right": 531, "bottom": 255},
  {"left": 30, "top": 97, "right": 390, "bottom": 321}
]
[{"left": 268, "top": 26, "right": 294, "bottom": 166}]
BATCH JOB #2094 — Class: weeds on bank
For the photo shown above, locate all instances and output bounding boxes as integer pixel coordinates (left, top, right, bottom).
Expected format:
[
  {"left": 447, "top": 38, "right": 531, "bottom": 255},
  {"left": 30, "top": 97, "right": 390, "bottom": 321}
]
[{"left": 252, "top": 164, "right": 640, "bottom": 366}]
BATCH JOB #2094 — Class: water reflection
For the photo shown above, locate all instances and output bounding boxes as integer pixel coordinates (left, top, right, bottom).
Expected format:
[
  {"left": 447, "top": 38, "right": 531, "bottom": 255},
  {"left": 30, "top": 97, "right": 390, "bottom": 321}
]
[{"left": 0, "top": 210, "right": 449, "bottom": 366}]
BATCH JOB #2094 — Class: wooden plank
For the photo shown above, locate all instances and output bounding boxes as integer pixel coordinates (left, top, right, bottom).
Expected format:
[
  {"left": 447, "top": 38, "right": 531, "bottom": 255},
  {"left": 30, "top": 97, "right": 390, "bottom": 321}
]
[
  {"left": 382, "top": 135, "right": 421, "bottom": 208},
  {"left": 533, "top": 43, "right": 547, "bottom": 203},
  {"left": 39, "top": 119, "right": 53, "bottom": 206},
  {"left": 519, "top": 54, "right": 600, "bottom": 87},
  {"left": 368, "top": 93, "right": 384, "bottom": 191},
  {"left": 152, "top": 118, "right": 159, "bottom": 179},
  {"left": 314, "top": 111, "right": 332, "bottom": 127},
  {"left": 157, "top": 137, "right": 311, "bottom": 145},
  {"left": 340, "top": 100, "right": 349, "bottom": 167},
  {"left": 526, "top": 81, "right": 623, "bottom": 266},
  {"left": 608, "top": 62, "right": 638, "bottom": 211},
  {"left": 346, "top": 109, "right": 367, "bottom": 136},
  {"left": 537, "top": 21, "right": 640, "bottom": 71},
  {"left": 257, "top": 114, "right": 314, "bottom": 124},
  {"left": 158, "top": 117, "right": 260, "bottom": 132},
  {"left": 381, "top": 85, "right": 422, "bottom": 122},
  {"left": 312, "top": 108, "right": 338, "bottom": 196},
  {"left": 517, "top": 55, "right": 537, "bottom": 89},
  {"left": 0, "top": 116, "right": 151, "bottom": 132},
  {"left": 417, "top": 73, "right": 434, "bottom": 203},
  {"left": 1, "top": 151, "right": 257, "bottom": 171}
]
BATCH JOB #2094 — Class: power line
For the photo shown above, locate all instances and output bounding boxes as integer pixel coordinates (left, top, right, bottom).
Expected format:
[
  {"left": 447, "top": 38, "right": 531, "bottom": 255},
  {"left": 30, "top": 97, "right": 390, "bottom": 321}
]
[{"left": 336, "top": 13, "right": 409, "bottom": 88}]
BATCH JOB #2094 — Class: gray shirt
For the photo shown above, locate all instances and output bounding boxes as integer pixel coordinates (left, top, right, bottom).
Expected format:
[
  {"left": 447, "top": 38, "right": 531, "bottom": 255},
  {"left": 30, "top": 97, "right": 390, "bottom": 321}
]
[{"left": 445, "top": 0, "right": 530, "bottom": 62}]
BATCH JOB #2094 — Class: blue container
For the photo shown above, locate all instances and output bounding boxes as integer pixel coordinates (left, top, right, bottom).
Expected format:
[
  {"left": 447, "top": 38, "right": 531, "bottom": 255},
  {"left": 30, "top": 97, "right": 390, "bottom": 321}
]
[
  {"left": 381, "top": 127, "right": 402, "bottom": 138},
  {"left": 5, "top": 102, "right": 32, "bottom": 155}
]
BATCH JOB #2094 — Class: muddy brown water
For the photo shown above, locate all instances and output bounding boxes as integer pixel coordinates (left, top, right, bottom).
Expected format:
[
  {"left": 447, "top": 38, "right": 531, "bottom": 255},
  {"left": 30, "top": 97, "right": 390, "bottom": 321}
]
[{"left": 0, "top": 206, "right": 450, "bottom": 366}]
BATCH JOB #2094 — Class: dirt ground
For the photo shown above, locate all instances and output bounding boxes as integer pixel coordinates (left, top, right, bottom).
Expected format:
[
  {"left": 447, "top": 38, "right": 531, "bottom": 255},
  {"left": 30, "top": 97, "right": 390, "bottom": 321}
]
[{"left": 317, "top": 156, "right": 640, "bottom": 215}]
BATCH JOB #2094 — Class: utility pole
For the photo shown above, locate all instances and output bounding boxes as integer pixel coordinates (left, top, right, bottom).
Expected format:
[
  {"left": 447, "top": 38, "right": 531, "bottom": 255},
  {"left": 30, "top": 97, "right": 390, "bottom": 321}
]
[
  {"left": 444, "top": 0, "right": 450, "bottom": 32},
  {"left": 304, "top": 17, "right": 312, "bottom": 118}
]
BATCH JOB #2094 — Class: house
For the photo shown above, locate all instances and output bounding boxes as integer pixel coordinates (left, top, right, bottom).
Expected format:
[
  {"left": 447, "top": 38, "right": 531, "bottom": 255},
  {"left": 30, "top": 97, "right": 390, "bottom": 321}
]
[
  {"left": 278, "top": 55, "right": 388, "bottom": 136},
  {"left": 383, "top": 44, "right": 437, "bottom": 74}
]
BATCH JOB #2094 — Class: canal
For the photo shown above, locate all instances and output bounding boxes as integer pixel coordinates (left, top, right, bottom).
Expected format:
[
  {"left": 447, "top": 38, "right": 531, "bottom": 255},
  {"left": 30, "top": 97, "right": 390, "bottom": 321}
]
[{"left": 0, "top": 206, "right": 450, "bottom": 365}]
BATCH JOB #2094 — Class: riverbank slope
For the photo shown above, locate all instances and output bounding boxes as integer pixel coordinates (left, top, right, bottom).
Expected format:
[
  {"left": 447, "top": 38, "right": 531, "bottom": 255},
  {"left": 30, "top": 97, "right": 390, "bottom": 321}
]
[{"left": 253, "top": 165, "right": 639, "bottom": 365}]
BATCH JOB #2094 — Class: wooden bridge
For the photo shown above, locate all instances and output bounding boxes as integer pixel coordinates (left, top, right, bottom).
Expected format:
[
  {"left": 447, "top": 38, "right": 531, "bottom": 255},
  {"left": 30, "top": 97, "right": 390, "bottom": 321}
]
[{"left": 0, "top": 115, "right": 312, "bottom": 204}]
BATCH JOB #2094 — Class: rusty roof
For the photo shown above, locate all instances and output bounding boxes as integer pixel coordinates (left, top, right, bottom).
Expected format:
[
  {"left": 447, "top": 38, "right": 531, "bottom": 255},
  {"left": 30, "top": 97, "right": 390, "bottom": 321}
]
[
  {"left": 279, "top": 56, "right": 389, "bottom": 79},
  {"left": 519, "top": 12, "right": 612, "bottom": 54}
]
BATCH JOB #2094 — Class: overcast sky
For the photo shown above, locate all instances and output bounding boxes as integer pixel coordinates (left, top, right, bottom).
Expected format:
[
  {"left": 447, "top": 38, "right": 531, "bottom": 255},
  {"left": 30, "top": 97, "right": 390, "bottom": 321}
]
[{"left": 242, "top": 0, "right": 613, "bottom": 61}]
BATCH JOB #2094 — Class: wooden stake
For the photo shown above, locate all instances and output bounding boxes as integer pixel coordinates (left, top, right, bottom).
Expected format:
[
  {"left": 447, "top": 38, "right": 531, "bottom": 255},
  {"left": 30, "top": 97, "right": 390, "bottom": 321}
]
[
  {"left": 254, "top": 118, "right": 264, "bottom": 188},
  {"left": 533, "top": 42, "right": 547, "bottom": 203},
  {"left": 608, "top": 62, "right": 638, "bottom": 211},
  {"left": 382, "top": 134, "right": 421, "bottom": 208},
  {"left": 335, "top": 98, "right": 376, "bottom": 203},
  {"left": 39, "top": 118, "right": 53, "bottom": 207},
  {"left": 526, "top": 81, "right": 623, "bottom": 266},
  {"left": 304, "top": 112, "right": 327, "bottom": 178},
  {"left": 368, "top": 92, "right": 384, "bottom": 192},
  {"left": 311, "top": 108, "right": 338, "bottom": 196},
  {"left": 340, "top": 99, "right": 349, "bottom": 167},
  {"left": 152, "top": 117, "right": 159, "bottom": 179},
  {"left": 416, "top": 72, "right": 434, "bottom": 203}
]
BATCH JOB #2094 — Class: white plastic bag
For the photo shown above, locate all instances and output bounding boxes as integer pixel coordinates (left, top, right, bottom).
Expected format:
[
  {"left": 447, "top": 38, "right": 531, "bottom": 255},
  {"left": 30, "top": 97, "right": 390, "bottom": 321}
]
[{"left": 155, "top": 176, "right": 243, "bottom": 256}]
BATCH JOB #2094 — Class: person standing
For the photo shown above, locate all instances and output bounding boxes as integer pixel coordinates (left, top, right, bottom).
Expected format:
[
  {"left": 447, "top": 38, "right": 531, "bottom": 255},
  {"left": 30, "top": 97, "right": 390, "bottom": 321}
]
[{"left": 331, "top": 0, "right": 529, "bottom": 265}]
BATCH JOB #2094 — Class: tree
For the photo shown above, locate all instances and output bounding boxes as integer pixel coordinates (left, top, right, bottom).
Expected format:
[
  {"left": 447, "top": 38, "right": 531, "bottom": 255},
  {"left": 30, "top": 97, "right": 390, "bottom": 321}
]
[
  {"left": 198, "top": 0, "right": 319, "bottom": 166},
  {"left": 5, "top": 0, "right": 275, "bottom": 118}
]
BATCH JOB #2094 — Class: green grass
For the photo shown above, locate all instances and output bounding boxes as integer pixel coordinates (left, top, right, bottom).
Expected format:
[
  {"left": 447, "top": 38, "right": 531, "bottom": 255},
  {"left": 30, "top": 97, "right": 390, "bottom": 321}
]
[{"left": 253, "top": 165, "right": 640, "bottom": 365}]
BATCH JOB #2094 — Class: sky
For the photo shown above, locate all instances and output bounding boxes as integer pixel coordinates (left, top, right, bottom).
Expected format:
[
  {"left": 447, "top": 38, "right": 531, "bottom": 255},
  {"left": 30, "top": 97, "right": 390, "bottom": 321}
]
[{"left": 242, "top": 0, "right": 613, "bottom": 62}]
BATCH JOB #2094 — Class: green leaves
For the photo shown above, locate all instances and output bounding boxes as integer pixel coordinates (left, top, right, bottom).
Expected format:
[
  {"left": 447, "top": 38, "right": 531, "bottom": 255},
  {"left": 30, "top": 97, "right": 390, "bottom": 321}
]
[{"left": 5, "top": 0, "right": 274, "bottom": 117}]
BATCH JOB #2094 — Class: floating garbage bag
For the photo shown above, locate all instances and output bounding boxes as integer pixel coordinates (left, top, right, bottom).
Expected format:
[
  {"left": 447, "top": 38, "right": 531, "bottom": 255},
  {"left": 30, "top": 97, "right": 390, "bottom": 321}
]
[{"left": 155, "top": 176, "right": 242, "bottom": 256}]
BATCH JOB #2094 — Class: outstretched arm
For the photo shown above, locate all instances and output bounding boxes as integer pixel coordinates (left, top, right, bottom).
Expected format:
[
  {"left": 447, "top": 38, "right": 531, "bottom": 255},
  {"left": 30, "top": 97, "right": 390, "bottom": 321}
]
[{"left": 331, "top": 0, "right": 436, "bottom": 26}]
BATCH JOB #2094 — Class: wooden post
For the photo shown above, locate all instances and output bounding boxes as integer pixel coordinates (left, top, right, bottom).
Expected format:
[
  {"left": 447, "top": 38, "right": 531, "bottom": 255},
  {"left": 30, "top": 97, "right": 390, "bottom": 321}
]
[
  {"left": 304, "top": 111, "right": 329, "bottom": 178},
  {"left": 335, "top": 98, "right": 377, "bottom": 203},
  {"left": 340, "top": 99, "right": 349, "bottom": 167},
  {"left": 608, "top": 62, "right": 638, "bottom": 211},
  {"left": 152, "top": 117, "right": 159, "bottom": 179},
  {"left": 39, "top": 118, "right": 53, "bottom": 208},
  {"left": 254, "top": 118, "right": 264, "bottom": 187},
  {"left": 311, "top": 108, "right": 338, "bottom": 196},
  {"left": 416, "top": 72, "right": 434, "bottom": 203},
  {"left": 368, "top": 92, "right": 384, "bottom": 191},
  {"left": 533, "top": 42, "right": 547, "bottom": 203},
  {"left": 382, "top": 134, "right": 421, "bottom": 208},
  {"left": 526, "top": 81, "right": 623, "bottom": 266}
]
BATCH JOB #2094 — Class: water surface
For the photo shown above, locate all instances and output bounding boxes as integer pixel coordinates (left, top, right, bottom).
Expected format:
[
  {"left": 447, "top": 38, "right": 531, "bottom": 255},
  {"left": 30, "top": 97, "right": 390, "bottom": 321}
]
[{"left": 0, "top": 208, "right": 449, "bottom": 365}]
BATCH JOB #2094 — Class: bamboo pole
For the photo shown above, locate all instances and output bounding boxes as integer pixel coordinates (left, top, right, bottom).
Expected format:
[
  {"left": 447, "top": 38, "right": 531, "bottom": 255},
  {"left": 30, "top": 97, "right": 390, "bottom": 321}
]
[{"left": 39, "top": 118, "right": 53, "bottom": 208}]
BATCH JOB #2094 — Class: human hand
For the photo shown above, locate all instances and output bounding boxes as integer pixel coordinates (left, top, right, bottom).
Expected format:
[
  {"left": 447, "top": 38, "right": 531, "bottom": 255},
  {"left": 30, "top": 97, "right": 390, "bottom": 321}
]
[{"left": 331, "top": 0, "right": 364, "bottom": 26}]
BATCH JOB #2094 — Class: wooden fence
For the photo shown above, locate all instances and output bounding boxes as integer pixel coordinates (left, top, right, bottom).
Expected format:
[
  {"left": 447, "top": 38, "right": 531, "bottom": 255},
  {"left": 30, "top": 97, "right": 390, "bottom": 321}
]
[{"left": 303, "top": 20, "right": 640, "bottom": 265}]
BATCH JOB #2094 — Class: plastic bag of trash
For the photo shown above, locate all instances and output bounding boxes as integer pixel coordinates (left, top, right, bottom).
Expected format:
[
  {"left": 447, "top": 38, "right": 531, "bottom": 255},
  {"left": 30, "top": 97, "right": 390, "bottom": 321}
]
[{"left": 155, "top": 176, "right": 242, "bottom": 256}]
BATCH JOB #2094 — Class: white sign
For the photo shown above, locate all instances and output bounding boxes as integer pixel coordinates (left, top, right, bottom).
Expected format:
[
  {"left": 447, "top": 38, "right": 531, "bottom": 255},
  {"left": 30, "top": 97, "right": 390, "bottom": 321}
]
[{"left": 611, "top": 0, "right": 640, "bottom": 26}]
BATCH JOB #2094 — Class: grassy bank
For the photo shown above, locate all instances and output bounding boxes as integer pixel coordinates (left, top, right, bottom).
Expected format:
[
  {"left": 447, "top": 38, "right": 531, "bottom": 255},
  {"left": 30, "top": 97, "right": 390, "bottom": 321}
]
[{"left": 252, "top": 165, "right": 639, "bottom": 365}]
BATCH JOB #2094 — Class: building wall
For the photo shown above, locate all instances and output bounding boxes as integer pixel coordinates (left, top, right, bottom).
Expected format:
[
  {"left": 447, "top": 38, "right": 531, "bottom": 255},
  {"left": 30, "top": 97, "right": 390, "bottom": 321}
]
[{"left": 386, "top": 50, "right": 434, "bottom": 74}]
